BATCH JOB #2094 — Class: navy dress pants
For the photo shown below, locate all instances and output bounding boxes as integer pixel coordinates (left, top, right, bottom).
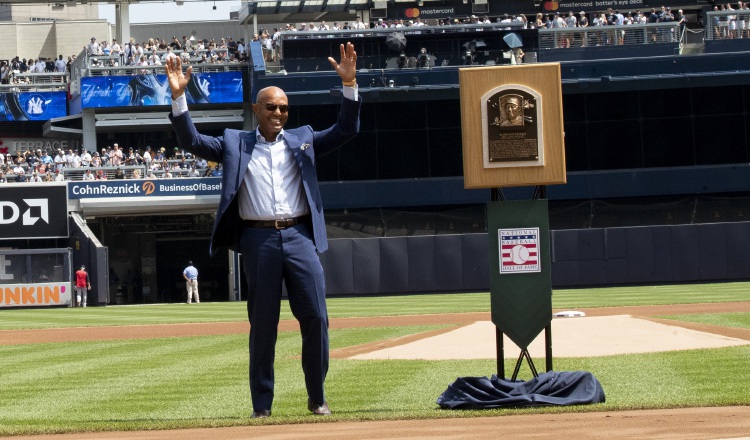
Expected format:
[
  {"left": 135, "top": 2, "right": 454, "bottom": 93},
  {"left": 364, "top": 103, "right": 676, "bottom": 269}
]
[{"left": 241, "top": 222, "right": 329, "bottom": 412}]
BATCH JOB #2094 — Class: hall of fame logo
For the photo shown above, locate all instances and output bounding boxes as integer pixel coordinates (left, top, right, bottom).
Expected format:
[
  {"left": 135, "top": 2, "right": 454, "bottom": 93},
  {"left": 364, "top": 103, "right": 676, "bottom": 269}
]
[{"left": 499, "top": 228, "right": 540, "bottom": 274}]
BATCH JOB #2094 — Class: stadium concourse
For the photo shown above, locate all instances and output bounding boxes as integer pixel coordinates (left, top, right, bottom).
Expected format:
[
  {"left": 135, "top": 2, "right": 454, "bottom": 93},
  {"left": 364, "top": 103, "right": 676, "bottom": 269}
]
[{"left": 5, "top": 302, "right": 750, "bottom": 440}]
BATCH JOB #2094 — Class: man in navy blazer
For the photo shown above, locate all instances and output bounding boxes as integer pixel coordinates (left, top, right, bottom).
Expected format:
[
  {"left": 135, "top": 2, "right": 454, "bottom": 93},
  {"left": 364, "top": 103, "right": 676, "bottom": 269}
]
[{"left": 165, "top": 43, "right": 360, "bottom": 418}]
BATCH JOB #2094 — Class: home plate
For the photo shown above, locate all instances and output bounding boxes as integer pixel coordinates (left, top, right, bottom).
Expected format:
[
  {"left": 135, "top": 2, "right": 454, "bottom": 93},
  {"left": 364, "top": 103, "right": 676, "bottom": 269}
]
[{"left": 348, "top": 315, "right": 750, "bottom": 360}]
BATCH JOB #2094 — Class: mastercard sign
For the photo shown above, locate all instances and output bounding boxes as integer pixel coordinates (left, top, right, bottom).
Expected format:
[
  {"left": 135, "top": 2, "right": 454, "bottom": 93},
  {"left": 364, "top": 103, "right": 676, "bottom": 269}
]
[
  {"left": 404, "top": 6, "right": 455, "bottom": 19},
  {"left": 541, "top": 1, "right": 559, "bottom": 11}
]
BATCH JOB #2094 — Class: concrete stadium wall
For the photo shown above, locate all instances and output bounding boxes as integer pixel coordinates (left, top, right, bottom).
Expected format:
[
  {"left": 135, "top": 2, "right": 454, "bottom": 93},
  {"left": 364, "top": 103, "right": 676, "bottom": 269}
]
[
  {"left": 0, "top": 20, "right": 109, "bottom": 61},
  {"left": 0, "top": 19, "right": 253, "bottom": 61},
  {"left": 0, "top": 23, "right": 19, "bottom": 61},
  {"left": 322, "top": 221, "right": 750, "bottom": 295},
  {"left": 1, "top": 3, "right": 98, "bottom": 23}
]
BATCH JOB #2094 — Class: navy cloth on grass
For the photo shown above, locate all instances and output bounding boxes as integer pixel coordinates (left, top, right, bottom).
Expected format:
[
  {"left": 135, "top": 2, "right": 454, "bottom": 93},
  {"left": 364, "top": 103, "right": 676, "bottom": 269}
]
[{"left": 437, "top": 370, "right": 605, "bottom": 409}]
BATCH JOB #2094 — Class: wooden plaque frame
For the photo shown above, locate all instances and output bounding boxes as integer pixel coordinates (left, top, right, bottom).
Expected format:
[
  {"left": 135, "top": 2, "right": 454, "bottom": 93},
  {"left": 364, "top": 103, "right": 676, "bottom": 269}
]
[{"left": 460, "top": 63, "right": 566, "bottom": 189}]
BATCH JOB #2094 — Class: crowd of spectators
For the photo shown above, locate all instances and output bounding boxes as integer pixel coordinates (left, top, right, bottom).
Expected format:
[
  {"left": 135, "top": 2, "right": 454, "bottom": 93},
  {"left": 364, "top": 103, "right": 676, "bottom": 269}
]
[
  {"left": 0, "top": 144, "right": 222, "bottom": 183},
  {"left": 711, "top": 2, "right": 750, "bottom": 39},
  {"left": 537, "top": 6, "right": 686, "bottom": 47},
  {"left": 2, "top": 30, "right": 251, "bottom": 87},
  {"left": 0, "top": 55, "right": 70, "bottom": 85},
  {"left": 281, "top": 14, "right": 514, "bottom": 31},
  {"left": 1, "top": 8, "right": 694, "bottom": 85},
  {"left": 270, "top": 8, "right": 686, "bottom": 56},
  {"left": 85, "top": 34, "right": 248, "bottom": 69},
  {"left": 273, "top": 8, "right": 688, "bottom": 35}
]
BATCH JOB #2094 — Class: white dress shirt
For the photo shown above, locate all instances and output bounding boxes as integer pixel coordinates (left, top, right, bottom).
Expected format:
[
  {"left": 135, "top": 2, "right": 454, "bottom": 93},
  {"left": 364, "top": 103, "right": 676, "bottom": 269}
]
[
  {"left": 238, "top": 130, "right": 309, "bottom": 220},
  {"left": 172, "top": 85, "right": 357, "bottom": 220}
]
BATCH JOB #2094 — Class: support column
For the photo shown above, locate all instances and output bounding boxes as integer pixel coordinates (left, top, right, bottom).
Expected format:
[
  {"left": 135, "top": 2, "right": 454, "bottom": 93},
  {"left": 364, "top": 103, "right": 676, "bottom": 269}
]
[
  {"left": 243, "top": 101, "right": 254, "bottom": 131},
  {"left": 82, "top": 108, "right": 97, "bottom": 153},
  {"left": 115, "top": 1, "right": 131, "bottom": 45}
]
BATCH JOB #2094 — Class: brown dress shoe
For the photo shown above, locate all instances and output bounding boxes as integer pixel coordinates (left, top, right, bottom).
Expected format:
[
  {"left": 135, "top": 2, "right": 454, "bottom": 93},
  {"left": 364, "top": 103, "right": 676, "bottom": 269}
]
[
  {"left": 251, "top": 409, "right": 271, "bottom": 418},
  {"left": 307, "top": 400, "right": 332, "bottom": 416}
]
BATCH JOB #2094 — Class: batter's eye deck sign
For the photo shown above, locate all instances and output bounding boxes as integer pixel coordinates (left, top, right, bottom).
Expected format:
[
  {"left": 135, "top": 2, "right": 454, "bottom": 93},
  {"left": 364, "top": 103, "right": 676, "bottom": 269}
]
[{"left": 499, "top": 228, "right": 540, "bottom": 273}]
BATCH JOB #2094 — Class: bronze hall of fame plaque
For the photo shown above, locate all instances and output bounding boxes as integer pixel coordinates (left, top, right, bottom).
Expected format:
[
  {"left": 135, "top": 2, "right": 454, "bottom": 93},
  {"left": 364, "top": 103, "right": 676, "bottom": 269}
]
[{"left": 481, "top": 84, "right": 544, "bottom": 169}]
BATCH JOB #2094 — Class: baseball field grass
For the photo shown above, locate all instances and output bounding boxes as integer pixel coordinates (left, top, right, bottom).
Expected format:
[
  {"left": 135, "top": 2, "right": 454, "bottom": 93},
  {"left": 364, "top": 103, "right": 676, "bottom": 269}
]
[
  {"left": 0, "top": 282, "right": 748, "bottom": 436},
  {"left": 2, "top": 281, "right": 749, "bottom": 330}
]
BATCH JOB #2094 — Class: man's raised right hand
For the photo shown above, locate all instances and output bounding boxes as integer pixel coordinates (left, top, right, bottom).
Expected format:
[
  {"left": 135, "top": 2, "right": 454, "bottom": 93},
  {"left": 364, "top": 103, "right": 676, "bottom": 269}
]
[{"left": 164, "top": 55, "right": 192, "bottom": 100}]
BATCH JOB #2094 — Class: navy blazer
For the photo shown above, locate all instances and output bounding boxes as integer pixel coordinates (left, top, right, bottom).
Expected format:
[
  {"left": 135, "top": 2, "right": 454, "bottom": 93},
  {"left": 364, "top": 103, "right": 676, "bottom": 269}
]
[{"left": 169, "top": 96, "right": 361, "bottom": 256}]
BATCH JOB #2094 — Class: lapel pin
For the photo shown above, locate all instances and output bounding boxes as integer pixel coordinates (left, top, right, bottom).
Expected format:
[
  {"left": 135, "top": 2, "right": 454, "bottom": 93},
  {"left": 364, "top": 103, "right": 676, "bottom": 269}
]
[{"left": 301, "top": 143, "right": 310, "bottom": 151}]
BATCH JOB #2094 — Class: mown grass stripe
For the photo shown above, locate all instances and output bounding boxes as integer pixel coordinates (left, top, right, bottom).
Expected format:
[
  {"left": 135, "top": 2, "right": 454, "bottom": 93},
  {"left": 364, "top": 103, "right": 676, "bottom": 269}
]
[
  {"left": 0, "top": 336, "right": 242, "bottom": 421},
  {"left": 99, "top": 335, "right": 248, "bottom": 420},
  {"left": 1, "top": 282, "right": 749, "bottom": 331},
  {"left": 656, "top": 312, "right": 750, "bottom": 329},
  {"left": 1, "top": 338, "right": 749, "bottom": 435}
]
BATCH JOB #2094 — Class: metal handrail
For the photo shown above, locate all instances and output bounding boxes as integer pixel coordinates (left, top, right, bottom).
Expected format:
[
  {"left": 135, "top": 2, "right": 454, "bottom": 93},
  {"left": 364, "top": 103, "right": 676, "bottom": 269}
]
[
  {"left": 538, "top": 22, "right": 681, "bottom": 49},
  {"left": 705, "top": 9, "right": 750, "bottom": 40}
]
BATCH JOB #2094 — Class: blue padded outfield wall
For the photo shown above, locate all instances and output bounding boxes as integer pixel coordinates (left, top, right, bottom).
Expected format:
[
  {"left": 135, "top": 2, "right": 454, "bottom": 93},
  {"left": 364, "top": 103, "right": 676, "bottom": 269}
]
[
  {"left": 0, "top": 91, "right": 67, "bottom": 121},
  {"left": 80, "top": 71, "right": 243, "bottom": 108},
  {"left": 550, "top": 222, "right": 750, "bottom": 287},
  {"left": 321, "top": 221, "right": 750, "bottom": 295},
  {"left": 321, "top": 234, "right": 489, "bottom": 295}
]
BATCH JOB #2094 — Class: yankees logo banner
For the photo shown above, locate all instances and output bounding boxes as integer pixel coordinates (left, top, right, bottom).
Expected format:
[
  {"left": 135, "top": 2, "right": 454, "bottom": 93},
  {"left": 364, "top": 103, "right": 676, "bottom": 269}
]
[
  {"left": 0, "top": 184, "right": 68, "bottom": 239},
  {"left": 0, "top": 92, "right": 67, "bottom": 121}
]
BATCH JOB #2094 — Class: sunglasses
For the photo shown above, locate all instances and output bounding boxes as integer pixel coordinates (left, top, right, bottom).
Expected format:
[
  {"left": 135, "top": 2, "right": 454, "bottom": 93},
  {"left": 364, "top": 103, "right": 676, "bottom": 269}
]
[{"left": 263, "top": 104, "right": 290, "bottom": 113}]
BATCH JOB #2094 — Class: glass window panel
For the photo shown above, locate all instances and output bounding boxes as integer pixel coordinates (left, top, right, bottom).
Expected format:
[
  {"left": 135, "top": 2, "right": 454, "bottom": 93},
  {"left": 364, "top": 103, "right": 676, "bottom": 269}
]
[
  {"left": 692, "top": 86, "right": 743, "bottom": 116},
  {"left": 0, "top": 254, "right": 28, "bottom": 285},
  {"left": 585, "top": 91, "right": 640, "bottom": 122},
  {"left": 586, "top": 120, "right": 642, "bottom": 170},
  {"left": 428, "top": 128, "right": 462, "bottom": 177},
  {"left": 640, "top": 88, "right": 691, "bottom": 118},
  {"left": 642, "top": 117, "right": 695, "bottom": 167},
  {"left": 317, "top": 147, "right": 339, "bottom": 181},
  {"left": 376, "top": 101, "right": 426, "bottom": 130},
  {"left": 425, "top": 99, "right": 460, "bottom": 129},
  {"left": 694, "top": 114, "right": 748, "bottom": 165},
  {"left": 562, "top": 94, "right": 585, "bottom": 123},
  {"left": 563, "top": 121, "right": 588, "bottom": 172},
  {"left": 339, "top": 132, "right": 378, "bottom": 180},
  {"left": 377, "top": 130, "right": 430, "bottom": 179}
]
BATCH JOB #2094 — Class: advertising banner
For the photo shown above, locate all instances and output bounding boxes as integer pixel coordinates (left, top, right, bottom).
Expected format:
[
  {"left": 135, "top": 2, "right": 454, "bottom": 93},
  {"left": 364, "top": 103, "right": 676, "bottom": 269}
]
[
  {"left": 67, "top": 177, "right": 222, "bottom": 199},
  {"left": 81, "top": 71, "right": 243, "bottom": 108},
  {"left": 0, "top": 282, "right": 72, "bottom": 307},
  {"left": 391, "top": 0, "right": 533, "bottom": 19},
  {"left": 0, "top": 138, "right": 73, "bottom": 156},
  {"left": 540, "top": 0, "right": 645, "bottom": 14},
  {"left": 0, "top": 91, "right": 67, "bottom": 121},
  {"left": 398, "top": 5, "right": 458, "bottom": 19},
  {"left": 0, "top": 184, "right": 69, "bottom": 239}
]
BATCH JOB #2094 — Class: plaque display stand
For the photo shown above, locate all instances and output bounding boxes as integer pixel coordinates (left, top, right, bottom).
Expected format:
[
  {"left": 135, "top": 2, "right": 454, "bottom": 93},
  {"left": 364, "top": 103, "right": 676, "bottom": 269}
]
[
  {"left": 487, "top": 192, "right": 553, "bottom": 380},
  {"left": 460, "top": 64, "right": 565, "bottom": 380},
  {"left": 491, "top": 186, "right": 551, "bottom": 381}
]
